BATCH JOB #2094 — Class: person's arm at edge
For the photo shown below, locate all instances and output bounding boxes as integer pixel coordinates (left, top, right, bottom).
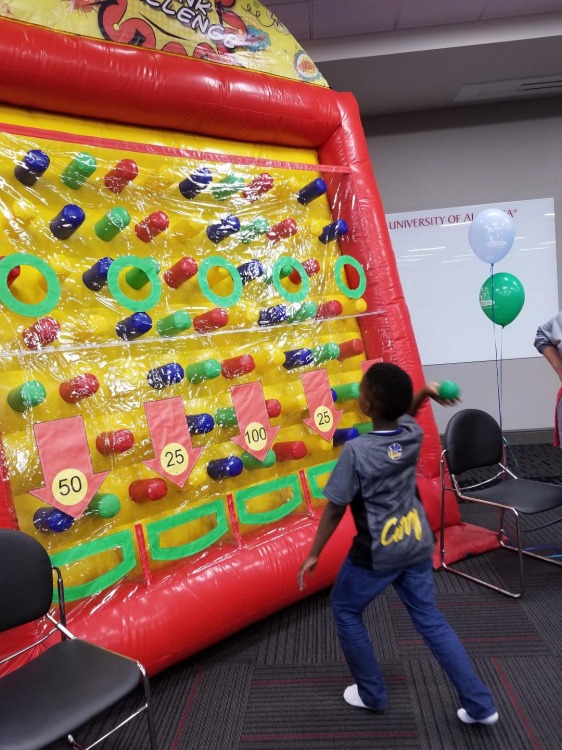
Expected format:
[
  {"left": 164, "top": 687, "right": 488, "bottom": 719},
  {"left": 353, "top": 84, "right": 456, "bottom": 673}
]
[
  {"left": 297, "top": 501, "right": 346, "bottom": 590},
  {"left": 541, "top": 345, "right": 562, "bottom": 381}
]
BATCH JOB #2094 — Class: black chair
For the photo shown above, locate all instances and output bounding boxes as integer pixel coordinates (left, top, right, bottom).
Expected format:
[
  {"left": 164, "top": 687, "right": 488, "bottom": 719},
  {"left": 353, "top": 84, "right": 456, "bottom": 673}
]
[
  {"left": 440, "top": 408, "right": 562, "bottom": 598},
  {"left": 0, "top": 529, "right": 158, "bottom": 750}
]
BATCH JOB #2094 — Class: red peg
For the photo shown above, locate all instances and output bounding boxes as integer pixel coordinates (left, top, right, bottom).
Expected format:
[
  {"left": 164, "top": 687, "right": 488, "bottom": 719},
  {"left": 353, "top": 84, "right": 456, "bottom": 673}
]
[
  {"left": 266, "top": 218, "right": 297, "bottom": 243},
  {"left": 337, "top": 338, "right": 365, "bottom": 361},
  {"left": 96, "top": 429, "right": 135, "bottom": 456},
  {"left": 273, "top": 441, "right": 307, "bottom": 462},
  {"left": 22, "top": 317, "right": 61, "bottom": 350},
  {"left": 135, "top": 211, "right": 169, "bottom": 242},
  {"left": 266, "top": 399, "right": 282, "bottom": 418},
  {"left": 129, "top": 478, "right": 168, "bottom": 503},
  {"left": 221, "top": 354, "right": 255, "bottom": 379},
  {"left": 289, "top": 258, "right": 320, "bottom": 284},
  {"left": 0, "top": 256, "right": 20, "bottom": 286},
  {"left": 104, "top": 159, "right": 138, "bottom": 194},
  {"left": 164, "top": 257, "right": 198, "bottom": 288},
  {"left": 242, "top": 172, "right": 274, "bottom": 202},
  {"left": 193, "top": 308, "right": 228, "bottom": 333},
  {"left": 59, "top": 373, "right": 99, "bottom": 404},
  {"left": 316, "top": 300, "right": 343, "bottom": 320}
]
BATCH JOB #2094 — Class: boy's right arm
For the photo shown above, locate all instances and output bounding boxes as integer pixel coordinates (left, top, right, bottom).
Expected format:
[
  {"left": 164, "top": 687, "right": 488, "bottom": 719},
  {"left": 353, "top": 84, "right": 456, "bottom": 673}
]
[{"left": 297, "top": 501, "right": 346, "bottom": 590}]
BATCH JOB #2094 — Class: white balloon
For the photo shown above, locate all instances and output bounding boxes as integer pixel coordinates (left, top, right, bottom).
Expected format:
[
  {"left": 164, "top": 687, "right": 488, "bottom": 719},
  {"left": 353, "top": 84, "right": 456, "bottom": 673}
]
[{"left": 468, "top": 208, "right": 515, "bottom": 264}]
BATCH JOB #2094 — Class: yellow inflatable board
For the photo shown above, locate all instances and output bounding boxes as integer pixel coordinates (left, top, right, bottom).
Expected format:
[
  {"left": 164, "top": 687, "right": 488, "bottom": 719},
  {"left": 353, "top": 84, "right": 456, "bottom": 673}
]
[{"left": 0, "top": 104, "right": 369, "bottom": 599}]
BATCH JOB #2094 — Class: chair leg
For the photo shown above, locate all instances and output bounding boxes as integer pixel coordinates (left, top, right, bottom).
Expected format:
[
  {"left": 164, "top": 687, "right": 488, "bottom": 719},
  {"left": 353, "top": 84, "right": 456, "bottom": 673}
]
[
  {"left": 140, "top": 663, "right": 159, "bottom": 750},
  {"left": 67, "top": 735, "right": 86, "bottom": 749},
  {"left": 440, "top": 503, "right": 524, "bottom": 598},
  {"left": 498, "top": 509, "right": 525, "bottom": 597},
  {"left": 65, "top": 665, "right": 158, "bottom": 750}
]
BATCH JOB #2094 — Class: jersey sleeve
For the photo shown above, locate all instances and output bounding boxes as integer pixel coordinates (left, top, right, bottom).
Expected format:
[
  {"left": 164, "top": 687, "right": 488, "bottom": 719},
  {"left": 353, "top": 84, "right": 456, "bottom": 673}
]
[
  {"left": 323, "top": 443, "right": 359, "bottom": 506},
  {"left": 534, "top": 315, "right": 559, "bottom": 354}
]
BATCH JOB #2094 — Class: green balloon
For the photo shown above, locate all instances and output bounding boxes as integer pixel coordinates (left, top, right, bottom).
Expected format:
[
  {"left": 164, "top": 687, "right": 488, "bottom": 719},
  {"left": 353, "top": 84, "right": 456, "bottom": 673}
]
[{"left": 479, "top": 272, "right": 525, "bottom": 326}]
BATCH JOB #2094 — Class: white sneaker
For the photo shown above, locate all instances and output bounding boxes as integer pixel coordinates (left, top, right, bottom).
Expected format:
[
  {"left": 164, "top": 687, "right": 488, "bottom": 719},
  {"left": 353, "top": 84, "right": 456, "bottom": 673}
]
[
  {"left": 457, "top": 708, "right": 499, "bottom": 725},
  {"left": 343, "top": 685, "right": 385, "bottom": 712}
]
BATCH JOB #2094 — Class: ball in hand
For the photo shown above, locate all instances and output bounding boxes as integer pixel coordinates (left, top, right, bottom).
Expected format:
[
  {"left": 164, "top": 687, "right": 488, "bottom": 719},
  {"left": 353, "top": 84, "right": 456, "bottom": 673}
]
[{"left": 438, "top": 380, "right": 460, "bottom": 400}]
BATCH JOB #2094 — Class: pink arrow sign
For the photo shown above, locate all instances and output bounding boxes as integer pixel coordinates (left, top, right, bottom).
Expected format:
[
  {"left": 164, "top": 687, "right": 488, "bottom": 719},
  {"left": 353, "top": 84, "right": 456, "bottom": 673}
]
[
  {"left": 361, "top": 358, "right": 383, "bottom": 375},
  {"left": 143, "top": 397, "right": 203, "bottom": 487},
  {"left": 30, "top": 416, "right": 109, "bottom": 519},
  {"left": 230, "top": 381, "right": 280, "bottom": 461},
  {"left": 301, "top": 369, "right": 343, "bottom": 441}
]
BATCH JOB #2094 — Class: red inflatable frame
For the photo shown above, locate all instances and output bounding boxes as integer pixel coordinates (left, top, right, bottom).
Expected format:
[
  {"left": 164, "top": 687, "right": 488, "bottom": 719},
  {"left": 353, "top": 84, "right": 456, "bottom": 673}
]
[{"left": 0, "top": 19, "right": 499, "bottom": 675}]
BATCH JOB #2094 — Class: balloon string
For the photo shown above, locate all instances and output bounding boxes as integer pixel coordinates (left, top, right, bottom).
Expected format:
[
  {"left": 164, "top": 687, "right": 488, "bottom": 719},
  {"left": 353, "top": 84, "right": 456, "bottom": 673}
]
[{"left": 490, "top": 263, "right": 504, "bottom": 430}]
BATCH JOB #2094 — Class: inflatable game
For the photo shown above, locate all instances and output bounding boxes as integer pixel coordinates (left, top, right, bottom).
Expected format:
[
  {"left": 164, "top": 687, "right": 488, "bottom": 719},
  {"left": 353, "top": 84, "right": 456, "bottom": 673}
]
[{"left": 0, "top": 1, "right": 499, "bottom": 675}]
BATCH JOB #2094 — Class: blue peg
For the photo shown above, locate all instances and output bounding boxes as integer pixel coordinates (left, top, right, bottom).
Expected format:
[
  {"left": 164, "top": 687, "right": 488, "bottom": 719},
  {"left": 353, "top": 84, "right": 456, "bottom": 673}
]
[
  {"left": 147, "top": 362, "right": 184, "bottom": 389},
  {"left": 283, "top": 348, "right": 314, "bottom": 370},
  {"left": 319, "top": 219, "right": 348, "bottom": 244},
  {"left": 14, "top": 149, "right": 50, "bottom": 187},
  {"left": 179, "top": 167, "right": 213, "bottom": 199},
  {"left": 207, "top": 456, "right": 243, "bottom": 480},
  {"left": 82, "top": 257, "right": 114, "bottom": 291},
  {"left": 49, "top": 204, "right": 85, "bottom": 240},
  {"left": 206, "top": 215, "right": 240, "bottom": 244},
  {"left": 333, "top": 427, "right": 360, "bottom": 446},
  {"left": 296, "top": 177, "right": 327, "bottom": 205},
  {"left": 116, "top": 312, "right": 152, "bottom": 341}
]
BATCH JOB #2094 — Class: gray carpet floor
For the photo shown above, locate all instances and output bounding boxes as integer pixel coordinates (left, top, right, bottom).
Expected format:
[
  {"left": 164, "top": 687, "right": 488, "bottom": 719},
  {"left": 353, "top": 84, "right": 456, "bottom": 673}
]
[{"left": 45, "top": 443, "right": 562, "bottom": 750}]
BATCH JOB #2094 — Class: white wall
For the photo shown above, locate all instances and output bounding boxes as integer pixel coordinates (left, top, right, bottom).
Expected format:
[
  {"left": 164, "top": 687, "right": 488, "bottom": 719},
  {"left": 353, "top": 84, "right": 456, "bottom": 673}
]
[{"left": 363, "top": 98, "right": 562, "bottom": 434}]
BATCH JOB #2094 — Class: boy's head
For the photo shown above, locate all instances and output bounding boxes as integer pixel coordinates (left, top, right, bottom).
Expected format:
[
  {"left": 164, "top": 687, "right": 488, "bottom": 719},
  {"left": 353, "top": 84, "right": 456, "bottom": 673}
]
[{"left": 359, "top": 363, "right": 413, "bottom": 421}]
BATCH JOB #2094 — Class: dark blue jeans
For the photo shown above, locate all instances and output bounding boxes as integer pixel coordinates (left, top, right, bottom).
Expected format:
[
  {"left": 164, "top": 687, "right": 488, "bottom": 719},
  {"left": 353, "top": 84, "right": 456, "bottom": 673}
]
[{"left": 330, "top": 556, "right": 496, "bottom": 718}]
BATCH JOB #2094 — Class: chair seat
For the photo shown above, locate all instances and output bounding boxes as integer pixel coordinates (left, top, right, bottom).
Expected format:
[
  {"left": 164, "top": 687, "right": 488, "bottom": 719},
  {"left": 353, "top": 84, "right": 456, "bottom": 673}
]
[
  {"left": 0, "top": 639, "right": 141, "bottom": 750},
  {"left": 460, "top": 477, "right": 562, "bottom": 514}
]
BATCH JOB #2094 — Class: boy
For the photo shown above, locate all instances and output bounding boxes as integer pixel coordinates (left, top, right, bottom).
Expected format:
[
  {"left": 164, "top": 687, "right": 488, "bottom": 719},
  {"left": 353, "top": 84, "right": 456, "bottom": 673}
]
[{"left": 297, "top": 363, "right": 498, "bottom": 725}]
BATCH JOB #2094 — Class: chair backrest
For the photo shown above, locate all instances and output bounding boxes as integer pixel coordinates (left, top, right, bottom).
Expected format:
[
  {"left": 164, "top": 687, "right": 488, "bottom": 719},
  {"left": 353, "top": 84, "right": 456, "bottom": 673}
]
[
  {"left": 444, "top": 409, "right": 504, "bottom": 475},
  {"left": 0, "top": 529, "right": 54, "bottom": 632}
]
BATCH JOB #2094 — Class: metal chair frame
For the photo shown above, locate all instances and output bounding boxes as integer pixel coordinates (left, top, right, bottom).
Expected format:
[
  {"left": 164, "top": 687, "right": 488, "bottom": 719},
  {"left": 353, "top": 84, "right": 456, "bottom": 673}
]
[
  {"left": 439, "top": 409, "right": 562, "bottom": 599},
  {"left": 0, "top": 531, "right": 158, "bottom": 750}
]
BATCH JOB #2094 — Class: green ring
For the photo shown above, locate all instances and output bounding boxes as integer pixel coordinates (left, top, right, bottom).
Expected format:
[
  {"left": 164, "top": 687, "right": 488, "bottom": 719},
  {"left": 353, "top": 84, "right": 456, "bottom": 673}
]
[
  {"left": 198, "top": 256, "right": 242, "bottom": 308},
  {"left": 107, "top": 255, "right": 161, "bottom": 312},
  {"left": 334, "top": 255, "right": 367, "bottom": 299},
  {"left": 272, "top": 256, "right": 310, "bottom": 303},
  {"left": 0, "top": 253, "right": 61, "bottom": 317}
]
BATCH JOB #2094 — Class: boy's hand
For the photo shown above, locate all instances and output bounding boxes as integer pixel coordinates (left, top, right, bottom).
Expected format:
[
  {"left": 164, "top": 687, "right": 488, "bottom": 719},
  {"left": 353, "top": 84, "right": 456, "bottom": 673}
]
[
  {"left": 426, "top": 382, "right": 460, "bottom": 406},
  {"left": 297, "top": 555, "right": 318, "bottom": 590}
]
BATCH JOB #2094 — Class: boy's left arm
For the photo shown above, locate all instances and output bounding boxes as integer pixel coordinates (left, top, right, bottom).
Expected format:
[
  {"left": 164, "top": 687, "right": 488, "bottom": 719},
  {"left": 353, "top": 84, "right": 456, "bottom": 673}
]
[{"left": 408, "top": 382, "right": 459, "bottom": 417}]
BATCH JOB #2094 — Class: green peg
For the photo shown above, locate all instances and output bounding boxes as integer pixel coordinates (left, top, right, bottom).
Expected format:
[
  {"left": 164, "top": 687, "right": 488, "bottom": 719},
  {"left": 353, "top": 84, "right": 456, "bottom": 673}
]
[
  {"left": 353, "top": 421, "right": 373, "bottom": 435},
  {"left": 212, "top": 174, "right": 244, "bottom": 201},
  {"left": 157, "top": 311, "right": 192, "bottom": 337},
  {"left": 333, "top": 382, "right": 360, "bottom": 402},
  {"left": 287, "top": 300, "right": 318, "bottom": 322},
  {"left": 61, "top": 152, "right": 97, "bottom": 189},
  {"left": 241, "top": 450, "right": 277, "bottom": 470},
  {"left": 186, "top": 358, "right": 221, "bottom": 384},
  {"left": 312, "top": 342, "right": 340, "bottom": 364},
  {"left": 87, "top": 492, "right": 121, "bottom": 519},
  {"left": 279, "top": 263, "right": 295, "bottom": 279},
  {"left": 7, "top": 380, "right": 46, "bottom": 412},
  {"left": 214, "top": 406, "right": 238, "bottom": 428},
  {"left": 94, "top": 207, "right": 130, "bottom": 241},
  {"left": 125, "top": 257, "right": 160, "bottom": 290},
  {"left": 239, "top": 217, "right": 270, "bottom": 244}
]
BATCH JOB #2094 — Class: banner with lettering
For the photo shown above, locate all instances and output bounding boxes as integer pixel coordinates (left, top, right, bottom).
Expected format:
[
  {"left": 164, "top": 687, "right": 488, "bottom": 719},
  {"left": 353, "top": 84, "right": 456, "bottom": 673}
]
[{"left": 2, "top": 0, "right": 327, "bottom": 86}]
